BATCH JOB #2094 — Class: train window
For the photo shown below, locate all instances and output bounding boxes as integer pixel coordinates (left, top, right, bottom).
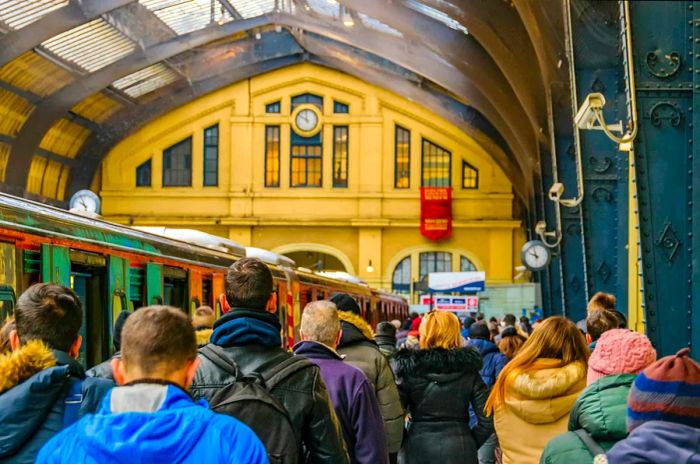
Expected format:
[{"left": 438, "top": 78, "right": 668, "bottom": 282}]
[
  {"left": 163, "top": 266, "right": 187, "bottom": 311},
  {"left": 202, "top": 277, "right": 213, "bottom": 307},
  {"left": 0, "top": 285, "right": 15, "bottom": 321},
  {"left": 129, "top": 266, "right": 145, "bottom": 310}
]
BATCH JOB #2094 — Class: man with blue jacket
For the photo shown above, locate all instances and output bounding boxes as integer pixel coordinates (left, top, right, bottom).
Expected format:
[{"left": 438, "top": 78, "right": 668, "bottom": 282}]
[
  {"left": 37, "top": 305, "right": 267, "bottom": 464},
  {"left": 0, "top": 284, "right": 112, "bottom": 464}
]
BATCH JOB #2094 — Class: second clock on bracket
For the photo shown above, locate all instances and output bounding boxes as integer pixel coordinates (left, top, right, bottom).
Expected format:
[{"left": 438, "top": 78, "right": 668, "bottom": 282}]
[
  {"left": 520, "top": 240, "right": 551, "bottom": 272},
  {"left": 291, "top": 104, "right": 322, "bottom": 137}
]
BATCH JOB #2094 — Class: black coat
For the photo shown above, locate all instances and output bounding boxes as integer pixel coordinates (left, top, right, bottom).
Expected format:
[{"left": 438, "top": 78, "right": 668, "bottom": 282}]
[{"left": 392, "top": 347, "right": 493, "bottom": 464}]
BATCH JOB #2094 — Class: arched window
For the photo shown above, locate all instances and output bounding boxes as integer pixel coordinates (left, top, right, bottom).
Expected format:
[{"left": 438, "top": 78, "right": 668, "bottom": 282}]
[
  {"left": 460, "top": 255, "right": 477, "bottom": 272},
  {"left": 419, "top": 252, "right": 451, "bottom": 281},
  {"left": 392, "top": 256, "right": 411, "bottom": 295}
]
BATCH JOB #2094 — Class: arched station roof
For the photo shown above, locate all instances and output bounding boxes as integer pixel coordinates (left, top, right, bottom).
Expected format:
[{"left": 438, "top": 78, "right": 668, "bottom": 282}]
[{"left": 0, "top": 0, "right": 568, "bottom": 205}]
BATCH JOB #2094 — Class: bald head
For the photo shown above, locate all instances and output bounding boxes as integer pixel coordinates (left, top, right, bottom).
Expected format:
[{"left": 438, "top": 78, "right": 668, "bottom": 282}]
[{"left": 301, "top": 301, "right": 341, "bottom": 348}]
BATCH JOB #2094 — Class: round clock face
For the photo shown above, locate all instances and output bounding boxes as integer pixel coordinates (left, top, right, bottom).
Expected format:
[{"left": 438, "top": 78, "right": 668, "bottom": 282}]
[
  {"left": 521, "top": 240, "right": 551, "bottom": 271},
  {"left": 69, "top": 190, "right": 101, "bottom": 214},
  {"left": 295, "top": 108, "right": 319, "bottom": 133}
]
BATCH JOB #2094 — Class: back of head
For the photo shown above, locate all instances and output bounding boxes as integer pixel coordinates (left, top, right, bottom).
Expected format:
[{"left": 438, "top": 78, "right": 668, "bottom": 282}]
[
  {"left": 390, "top": 319, "right": 401, "bottom": 330},
  {"left": 300, "top": 301, "right": 340, "bottom": 347},
  {"left": 468, "top": 321, "right": 491, "bottom": 341},
  {"left": 225, "top": 257, "right": 273, "bottom": 310},
  {"left": 15, "top": 283, "right": 82, "bottom": 352},
  {"left": 587, "top": 292, "right": 616, "bottom": 313},
  {"left": 193, "top": 305, "right": 216, "bottom": 329},
  {"left": 462, "top": 316, "right": 476, "bottom": 330},
  {"left": 587, "top": 309, "right": 621, "bottom": 342},
  {"left": 611, "top": 309, "right": 627, "bottom": 329},
  {"left": 587, "top": 329, "right": 656, "bottom": 385},
  {"left": 329, "top": 293, "right": 361, "bottom": 315},
  {"left": 376, "top": 321, "right": 397, "bottom": 338},
  {"left": 497, "top": 332, "right": 526, "bottom": 360},
  {"left": 121, "top": 306, "right": 196, "bottom": 377},
  {"left": 627, "top": 348, "right": 700, "bottom": 432},
  {"left": 476, "top": 312, "right": 485, "bottom": 321},
  {"left": 113, "top": 310, "right": 131, "bottom": 352},
  {"left": 486, "top": 316, "right": 589, "bottom": 413},
  {"left": 419, "top": 311, "right": 461, "bottom": 349},
  {"left": 503, "top": 313, "right": 516, "bottom": 326}
]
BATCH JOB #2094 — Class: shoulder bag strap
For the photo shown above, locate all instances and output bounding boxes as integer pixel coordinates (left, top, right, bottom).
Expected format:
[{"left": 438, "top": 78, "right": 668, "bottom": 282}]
[
  {"left": 200, "top": 344, "right": 240, "bottom": 379},
  {"left": 260, "top": 355, "right": 313, "bottom": 390},
  {"left": 573, "top": 429, "right": 607, "bottom": 460}
]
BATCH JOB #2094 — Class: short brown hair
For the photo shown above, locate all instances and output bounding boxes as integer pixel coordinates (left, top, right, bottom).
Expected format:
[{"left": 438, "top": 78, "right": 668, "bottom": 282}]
[
  {"left": 121, "top": 306, "right": 196, "bottom": 375},
  {"left": 587, "top": 292, "right": 616, "bottom": 313},
  {"left": 192, "top": 305, "right": 215, "bottom": 329},
  {"left": 225, "top": 258, "right": 273, "bottom": 310},
  {"left": 586, "top": 309, "right": 619, "bottom": 342}
]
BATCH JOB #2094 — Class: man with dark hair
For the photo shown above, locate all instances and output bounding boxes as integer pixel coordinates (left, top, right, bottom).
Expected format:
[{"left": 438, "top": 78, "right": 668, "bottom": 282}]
[
  {"left": 494, "top": 313, "right": 517, "bottom": 343},
  {"left": 586, "top": 309, "right": 621, "bottom": 350},
  {"left": 331, "top": 293, "right": 404, "bottom": 464},
  {"left": 37, "top": 306, "right": 266, "bottom": 463},
  {"left": 375, "top": 322, "right": 398, "bottom": 358},
  {"left": 0, "top": 284, "right": 112, "bottom": 464},
  {"left": 190, "top": 257, "right": 349, "bottom": 463}
]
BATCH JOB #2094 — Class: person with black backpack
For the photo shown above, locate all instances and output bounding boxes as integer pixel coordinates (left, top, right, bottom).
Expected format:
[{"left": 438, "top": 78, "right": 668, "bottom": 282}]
[{"left": 190, "top": 257, "right": 349, "bottom": 464}]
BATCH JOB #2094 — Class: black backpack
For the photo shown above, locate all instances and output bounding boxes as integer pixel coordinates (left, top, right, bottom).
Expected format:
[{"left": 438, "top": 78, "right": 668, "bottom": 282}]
[{"left": 200, "top": 344, "right": 313, "bottom": 464}]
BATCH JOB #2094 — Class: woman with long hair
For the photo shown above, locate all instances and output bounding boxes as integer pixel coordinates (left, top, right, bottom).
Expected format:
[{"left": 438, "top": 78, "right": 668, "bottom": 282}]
[
  {"left": 393, "top": 311, "right": 493, "bottom": 464},
  {"left": 485, "top": 316, "right": 589, "bottom": 464},
  {"left": 497, "top": 326, "right": 527, "bottom": 360}
]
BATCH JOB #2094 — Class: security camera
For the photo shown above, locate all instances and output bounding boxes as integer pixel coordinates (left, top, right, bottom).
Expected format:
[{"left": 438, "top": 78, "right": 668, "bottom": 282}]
[
  {"left": 574, "top": 92, "right": 606, "bottom": 130},
  {"left": 549, "top": 182, "right": 565, "bottom": 201},
  {"left": 535, "top": 221, "right": 547, "bottom": 235}
]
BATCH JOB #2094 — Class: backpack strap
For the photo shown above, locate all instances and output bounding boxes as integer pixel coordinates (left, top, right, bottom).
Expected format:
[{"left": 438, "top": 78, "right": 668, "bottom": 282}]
[
  {"left": 200, "top": 344, "right": 240, "bottom": 379},
  {"left": 573, "top": 429, "right": 607, "bottom": 462},
  {"left": 63, "top": 378, "right": 84, "bottom": 428},
  {"left": 260, "top": 355, "right": 313, "bottom": 391}
]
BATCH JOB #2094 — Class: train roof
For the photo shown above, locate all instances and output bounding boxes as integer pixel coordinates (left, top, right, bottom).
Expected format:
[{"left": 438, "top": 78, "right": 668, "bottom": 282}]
[{"left": 245, "top": 247, "right": 296, "bottom": 267}]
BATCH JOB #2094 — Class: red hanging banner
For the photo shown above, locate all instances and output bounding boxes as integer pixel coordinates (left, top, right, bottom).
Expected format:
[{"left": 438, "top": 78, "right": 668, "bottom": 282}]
[{"left": 420, "top": 187, "right": 452, "bottom": 241}]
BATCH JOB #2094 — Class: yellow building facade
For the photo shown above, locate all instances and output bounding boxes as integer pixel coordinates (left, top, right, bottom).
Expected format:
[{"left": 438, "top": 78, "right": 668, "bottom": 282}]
[{"left": 99, "top": 63, "right": 523, "bottom": 302}]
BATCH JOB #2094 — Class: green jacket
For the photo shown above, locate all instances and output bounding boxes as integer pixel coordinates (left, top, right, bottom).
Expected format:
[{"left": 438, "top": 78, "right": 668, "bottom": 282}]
[{"left": 540, "top": 374, "right": 635, "bottom": 464}]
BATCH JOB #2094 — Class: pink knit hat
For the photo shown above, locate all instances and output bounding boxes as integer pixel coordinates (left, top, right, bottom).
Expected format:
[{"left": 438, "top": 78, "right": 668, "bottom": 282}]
[{"left": 587, "top": 328, "right": 657, "bottom": 385}]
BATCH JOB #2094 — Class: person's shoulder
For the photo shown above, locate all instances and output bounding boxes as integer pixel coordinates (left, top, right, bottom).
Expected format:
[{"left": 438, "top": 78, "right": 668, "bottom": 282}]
[
  {"left": 206, "top": 413, "right": 268, "bottom": 460},
  {"left": 36, "top": 422, "right": 82, "bottom": 462}
]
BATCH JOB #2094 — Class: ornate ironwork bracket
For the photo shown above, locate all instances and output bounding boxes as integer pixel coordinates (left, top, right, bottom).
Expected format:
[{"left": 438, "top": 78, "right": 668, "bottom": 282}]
[
  {"left": 645, "top": 50, "right": 681, "bottom": 78},
  {"left": 648, "top": 101, "right": 683, "bottom": 128},
  {"left": 655, "top": 220, "right": 681, "bottom": 264}
]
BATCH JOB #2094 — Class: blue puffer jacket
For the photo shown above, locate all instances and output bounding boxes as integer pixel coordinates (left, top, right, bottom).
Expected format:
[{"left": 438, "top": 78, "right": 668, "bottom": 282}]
[
  {"left": 0, "top": 343, "right": 112, "bottom": 464},
  {"left": 468, "top": 338, "right": 508, "bottom": 389},
  {"left": 607, "top": 421, "right": 700, "bottom": 463},
  {"left": 37, "top": 383, "right": 268, "bottom": 464}
]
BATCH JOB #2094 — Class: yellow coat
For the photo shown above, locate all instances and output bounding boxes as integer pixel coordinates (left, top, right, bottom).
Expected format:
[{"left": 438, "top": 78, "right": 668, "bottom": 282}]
[{"left": 494, "top": 359, "right": 586, "bottom": 464}]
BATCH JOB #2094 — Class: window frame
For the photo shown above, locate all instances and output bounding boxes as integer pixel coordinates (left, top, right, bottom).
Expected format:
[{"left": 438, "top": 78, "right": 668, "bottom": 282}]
[
  {"left": 203, "top": 124, "right": 219, "bottom": 187},
  {"left": 291, "top": 93, "right": 323, "bottom": 111},
  {"left": 392, "top": 256, "right": 411, "bottom": 295},
  {"left": 462, "top": 160, "right": 479, "bottom": 190},
  {"left": 265, "top": 101, "right": 281, "bottom": 114},
  {"left": 136, "top": 158, "right": 152, "bottom": 187},
  {"left": 162, "top": 136, "right": 192, "bottom": 187},
  {"left": 419, "top": 251, "right": 452, "bottom": 281},
  {"left": 290, "top": 137, "right": 323, "bottom": 188},
  {"left": 394, "top": 125, "right": 411, "bottom": 189},
  {"left": 421, "top": 137, "right": 451, "bottom": 187},
  {"left": 332, "top": 125, "right": 349, "bottom": 188},
  {"left": 265, "top": 125, "right": 281, "bottom": 188},
  {"left": 333, "top": 101, "right": 349, "bottom": 114}
]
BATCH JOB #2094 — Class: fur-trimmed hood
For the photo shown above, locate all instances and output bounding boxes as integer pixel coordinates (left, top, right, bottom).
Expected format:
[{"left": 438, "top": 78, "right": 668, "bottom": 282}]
[
  {"left": 0, "top": 340, "right": 56, "bottom": 394},
  {"left": 338, "top": 310, "right": 375, "bottom": 343},
  {"left": 195, "top": 329, "right": 213, "bottom": 347},
  {"left": 393, "top": 347, "right": 483, "bottom": 380}
]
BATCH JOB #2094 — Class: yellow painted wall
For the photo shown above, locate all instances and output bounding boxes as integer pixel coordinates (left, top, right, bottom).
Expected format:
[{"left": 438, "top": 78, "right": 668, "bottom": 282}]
[{"left": 100, "top": 63, "right": 522, "bottom": 300}]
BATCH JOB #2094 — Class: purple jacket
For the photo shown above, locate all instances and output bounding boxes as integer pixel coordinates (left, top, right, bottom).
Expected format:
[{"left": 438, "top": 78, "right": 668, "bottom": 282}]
[
  {"left": 294, "top": 341, "right": 389, "bottom": 464},
  {"left": 607, "top": 421, "right": 700, "bottom": 463}
]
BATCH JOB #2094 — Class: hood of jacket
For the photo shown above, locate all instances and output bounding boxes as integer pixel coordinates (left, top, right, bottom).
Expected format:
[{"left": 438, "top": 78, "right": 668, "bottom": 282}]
[
  {"left": 293, "top": 340, "right": 343, "bottom": 361},
  {"left": 195, "top": 329, "right": 212, "bottom": 347},
  {"left": 504, "top": 359, "right": 586, "bottom": 425},
  {"left": 210, "top": 308, "right": 281, "bottom": 347},
  {"left": 607, "top": 421, "right": 700, "bottom": 464},
  {"left": 0, "top": 341, "right": 67, "bottom": 457},
  {"left": 338, "top": 310, "right": 375, "bottom": 346},
  {"left": 469, "top": 338, "right": 500, "bottom": 357},
  {"left": 375, "top": 334, "right": 397, "bottom": 348},
  {"left": 393, "top": 346, "right": 482, "bottom": 381},
  {"left": 569, "top": 373, "right": 634, "bottom": 441},
  {"left": 64, "top": 384, "right": 216, "bottom": 461}
]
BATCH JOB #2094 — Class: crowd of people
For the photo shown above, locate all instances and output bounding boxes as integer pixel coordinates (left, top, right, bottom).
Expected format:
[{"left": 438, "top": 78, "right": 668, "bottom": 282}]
[{"left": 0, "top": 260, "right": 698, "bottom": 464}]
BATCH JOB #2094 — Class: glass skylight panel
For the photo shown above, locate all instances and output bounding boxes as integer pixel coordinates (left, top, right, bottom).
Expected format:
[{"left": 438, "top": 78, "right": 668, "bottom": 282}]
[
  {"left": 306, "top": 0, "right": 340, "bottom": 18},
  {"left": 405, "top": 0, "right": 467, "bottom": 34},
  {"left": 229, "top": 0, "right": 275, "bottom": 19},
  {"left": 139, "top": 0, "right": 234, "bottom": 35},
  {"left": 41, "top": 18, "right": 136, "bottom": 72},
  {"left": 359, "top": 14, "right": 402, "bottom": 37},
  {"left": 0, "top": 0, "right": 68, "bottom": 30},
  {"left": 112, "top": 63, "right": 180, "bottom": 98}
]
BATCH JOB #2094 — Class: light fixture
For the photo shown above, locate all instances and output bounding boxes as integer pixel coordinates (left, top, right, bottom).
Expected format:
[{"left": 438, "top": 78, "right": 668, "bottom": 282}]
[
  {"left": 255, "top": 31, "right": 262, "bottom": 40},
  {"left": 366, "top": 260, "right": 374, "bottom": 273},
  {"left": 341, "top": 5, "right": 354, "bottom": 27}
]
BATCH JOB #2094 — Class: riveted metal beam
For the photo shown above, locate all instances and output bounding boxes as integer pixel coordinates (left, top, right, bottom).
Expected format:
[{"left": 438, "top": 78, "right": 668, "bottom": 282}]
[{"left": 0, "top": 0, "right": 137, "bottom": 69}]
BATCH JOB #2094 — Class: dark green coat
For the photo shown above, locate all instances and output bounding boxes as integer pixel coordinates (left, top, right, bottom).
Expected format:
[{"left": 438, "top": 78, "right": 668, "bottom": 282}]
[{"left": 540, "top": 374, "right": 635, "bottom": 464}]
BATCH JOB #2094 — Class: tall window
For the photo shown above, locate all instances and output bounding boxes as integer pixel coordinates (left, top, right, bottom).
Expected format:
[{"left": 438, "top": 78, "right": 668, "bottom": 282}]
[
  {"left": 291, "top": 93, "right": 323, "bottom": 110},
  {"left": 333, "top": 101, "right": 349, "bottom": 114},
  {"left": 333, "top": 126, "right": 348, "bottom": 187},
  {"left": 163, "top": 137, "right": 192, "bottom": 187},
  {"left": 265, "top": 126, "right": 280, "bottom": 187},
  {"left": 462, "top": 161, "right": 478, "bottom": 189},
  {"left": 460, "top": 256, "right": 477, "bottom": 272},
  {"left": 395, "top": 125, "right": 410, "bottom": 188},
  {"left": 136, "top": 159, "right": 151, "bottom": 187},
  {"left": 203, "top": 124, "right": 218, "bottom": 186},
  {"left": 392, "top": 256, "right": 411, "bottom": 295},
  {"left": 419, "top": 252, "right": 451, "bottom": 281},
  {"left": 291, "top": 132, "right": 322, "bottom": 187},
  {"left": 266, "top": 101, "right": 280, "bottom": 113},
  {"left": 421, "top": 138, "right": 451, "bottom": 187}
]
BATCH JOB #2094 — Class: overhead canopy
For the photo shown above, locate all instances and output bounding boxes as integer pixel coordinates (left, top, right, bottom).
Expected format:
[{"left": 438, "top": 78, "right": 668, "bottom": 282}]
[{"left": 0, "top": 0, "right": 568, "bottom": 205}]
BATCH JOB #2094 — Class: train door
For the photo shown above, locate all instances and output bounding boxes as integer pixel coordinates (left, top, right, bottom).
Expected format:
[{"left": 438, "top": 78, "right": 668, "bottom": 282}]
[
  {"left": 146, "top": 263, "right": 163, "bottom": 305},
  {"left": 70, "top": 250, "right": 108, "bottom": 368},
  {"left": 163, "top": 266, "right": 187, "bottom": 311},
  {"left": 212, "top": 272, "right": 225, "bottom": 318},
  {"left": 108, "top": 256, "right": 131, "bottom": 353},
  {"left": 41, "top": 244, "right": 70, "bottom": 286}
]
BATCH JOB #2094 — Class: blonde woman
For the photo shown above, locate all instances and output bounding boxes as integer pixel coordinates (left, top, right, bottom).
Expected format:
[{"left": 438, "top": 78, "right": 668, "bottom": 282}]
[
  {"left": 485, "top": 316, "right": 589, "bottom": 463},
  {"left": 393, "top": 311, "right": 493, "bottom": 464}
]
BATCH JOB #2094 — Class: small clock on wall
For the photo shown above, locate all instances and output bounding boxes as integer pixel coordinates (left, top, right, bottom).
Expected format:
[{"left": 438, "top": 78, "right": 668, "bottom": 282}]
[
  {"left": 520, "top": 240, "right": 551, "bottom": 272},
  {"left": 69, "top": 189, "right": 101, "bottom": 215},
  {"left": 291, "top": 104, "right": 322, "bottom": 137}
]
